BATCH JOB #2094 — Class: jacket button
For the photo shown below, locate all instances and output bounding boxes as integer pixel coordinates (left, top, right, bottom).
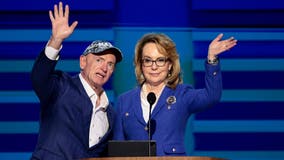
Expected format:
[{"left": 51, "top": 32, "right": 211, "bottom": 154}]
[{"left": 125, "top": 112, "right": 129, "bottom": 117}]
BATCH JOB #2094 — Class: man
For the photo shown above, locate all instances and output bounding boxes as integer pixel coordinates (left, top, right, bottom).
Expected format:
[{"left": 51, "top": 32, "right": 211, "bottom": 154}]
[{"left": 30, "top": 2, "right": 122, "bottom": 159}]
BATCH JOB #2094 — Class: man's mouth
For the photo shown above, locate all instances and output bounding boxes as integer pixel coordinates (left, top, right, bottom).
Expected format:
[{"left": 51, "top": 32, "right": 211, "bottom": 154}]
[{"left": 96, "top": 73, "right": 105, "bottom": 79}]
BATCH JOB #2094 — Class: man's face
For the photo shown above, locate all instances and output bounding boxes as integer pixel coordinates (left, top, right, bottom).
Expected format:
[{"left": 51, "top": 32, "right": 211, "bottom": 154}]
[{"left": 80, "top": 52, "right": 116, "bottom": 90}]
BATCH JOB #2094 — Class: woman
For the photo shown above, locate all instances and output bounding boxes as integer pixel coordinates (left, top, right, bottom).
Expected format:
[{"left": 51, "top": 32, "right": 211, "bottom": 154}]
[{"left": 113, "top": 33, "right": 237, "bottom": 156}]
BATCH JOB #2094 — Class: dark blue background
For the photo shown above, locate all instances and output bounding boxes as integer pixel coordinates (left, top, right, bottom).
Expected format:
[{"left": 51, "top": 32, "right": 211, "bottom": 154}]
[{"left": 1, "top": 0, "right": 284, "bottom": 159}]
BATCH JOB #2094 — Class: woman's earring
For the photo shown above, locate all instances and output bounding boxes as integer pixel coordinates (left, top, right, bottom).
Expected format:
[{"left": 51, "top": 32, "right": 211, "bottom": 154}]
[{"left": 168, "top": 70, "right": 171, "bottom": 77}]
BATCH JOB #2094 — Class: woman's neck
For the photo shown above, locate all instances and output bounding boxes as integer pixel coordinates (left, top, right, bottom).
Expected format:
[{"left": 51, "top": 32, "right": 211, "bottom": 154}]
[{"left": 144, "top": 82, "right": 165, "bottom": 95}]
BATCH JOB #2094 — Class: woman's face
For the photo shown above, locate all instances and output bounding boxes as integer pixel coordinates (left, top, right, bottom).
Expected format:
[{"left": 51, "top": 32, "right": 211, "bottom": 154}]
[{"left": 141, "top": 42, "right": 172, "bottom": 86}]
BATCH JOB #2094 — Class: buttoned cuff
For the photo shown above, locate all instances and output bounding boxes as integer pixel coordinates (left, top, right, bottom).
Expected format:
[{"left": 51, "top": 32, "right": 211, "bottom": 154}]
[
  {"left": 205, "top": 60, "right": 221, "bottom": 77},
  {"left": 45, "top": 44, "right": 62, "bottom": 60}
]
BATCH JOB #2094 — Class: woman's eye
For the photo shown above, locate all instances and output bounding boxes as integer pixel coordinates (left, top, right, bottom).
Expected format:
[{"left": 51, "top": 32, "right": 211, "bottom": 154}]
[
  {"left": 144, "top": 59, "right": 152, "bottom": 63},
  {"left": 157, "top": 58, "right": 166, "bottom": 62}
]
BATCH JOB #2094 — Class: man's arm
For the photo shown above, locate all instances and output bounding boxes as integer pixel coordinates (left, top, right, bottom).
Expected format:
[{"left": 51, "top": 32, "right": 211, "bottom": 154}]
[{"left": 31, "top": 2, "right": 78, "bottom": 103}]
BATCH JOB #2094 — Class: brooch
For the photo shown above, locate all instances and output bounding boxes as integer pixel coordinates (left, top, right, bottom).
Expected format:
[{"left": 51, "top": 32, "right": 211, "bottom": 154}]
[{"left": 166, "top": 96, "right": 176, "bottom": 109}]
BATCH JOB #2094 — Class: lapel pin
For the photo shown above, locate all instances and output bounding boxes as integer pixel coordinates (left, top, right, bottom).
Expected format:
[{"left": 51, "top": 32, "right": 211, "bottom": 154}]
[{"left": 166, "top": 96, "right": 176, "bottom": 110}]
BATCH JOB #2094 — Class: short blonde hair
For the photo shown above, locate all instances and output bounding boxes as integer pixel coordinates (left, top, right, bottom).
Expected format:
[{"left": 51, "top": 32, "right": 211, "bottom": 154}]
[{"left": 134, "top": 33, "right": 182, "bottom": 89}]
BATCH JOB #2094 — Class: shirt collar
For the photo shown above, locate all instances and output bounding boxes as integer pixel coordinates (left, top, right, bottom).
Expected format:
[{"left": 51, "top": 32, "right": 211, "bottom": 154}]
[{"left": 79, "top": 73, "right": 109, "bottom": 110}]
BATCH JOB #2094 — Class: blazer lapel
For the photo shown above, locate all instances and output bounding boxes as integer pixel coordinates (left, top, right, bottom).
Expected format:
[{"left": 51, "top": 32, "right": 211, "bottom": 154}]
[
  {"left": 133, "top": 87, "right": 148, "bottom": 125},
  {"left": 151, "top": 86, "right": 172, "bottom": 118},
  {"left": 73, "top": 75, "right": 93, "bottom": 142}
]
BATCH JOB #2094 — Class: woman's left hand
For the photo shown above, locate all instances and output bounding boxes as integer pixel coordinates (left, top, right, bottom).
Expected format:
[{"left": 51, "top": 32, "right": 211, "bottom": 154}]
[{"left": 208, "top": 33, "right": 237, "bottom": 59}]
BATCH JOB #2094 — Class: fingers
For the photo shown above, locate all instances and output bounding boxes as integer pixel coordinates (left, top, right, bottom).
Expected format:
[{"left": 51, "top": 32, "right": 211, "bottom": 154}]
[
  {"left": 212, "top": 33, "right": 224, "bottom": 43},
  {"left": 225, "top": 37, "right": 237, "bottom": 49},
  {"left": 53, "top": 3, "right": 58, "bottom": 19},
  {"left": 49, "top": 10, "right": 54, "bottom": 22},
  {"left": 222, "top": 41, "right": 237, "bottom": 52},
  {"left": 64, "top": 4, "right": 69, "bottom": 19},
  {"left": 48, "top": 1, "right": 78, "bottom": 42},
  {"left": 59, "top": 2, "right": 63, "bottom": 17},
  {"left": 70, "top": 21, "right": 79, "bottom": 31},
  {"left": 226, "top": 41, "right": 237, "bottom": 50},
  {"left": 218, "top": 35, "right": 237, "bottom": 50},
  {"left": 225, "top": 37, "right": 237, "bottom": 44},
  {"left": 50, "top": 2, "right": 67, "bottom": 19}
]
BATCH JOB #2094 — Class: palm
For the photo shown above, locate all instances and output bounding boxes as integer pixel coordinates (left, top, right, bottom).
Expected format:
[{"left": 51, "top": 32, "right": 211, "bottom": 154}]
[
  {"left": 51, "top": 16, "right": 73, "bottom": 40},
  {"left": 49, "top": 2, "right": 78, "bottom": 40}
]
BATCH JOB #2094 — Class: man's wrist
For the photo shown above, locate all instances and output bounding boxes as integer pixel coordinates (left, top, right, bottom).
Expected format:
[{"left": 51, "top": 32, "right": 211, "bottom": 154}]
[{"left": 47, "top": 36, "right": 63, "bottom": 50}]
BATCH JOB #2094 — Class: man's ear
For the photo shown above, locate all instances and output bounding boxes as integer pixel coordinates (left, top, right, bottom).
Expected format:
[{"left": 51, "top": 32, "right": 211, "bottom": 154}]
[{"left": 79, "top": 55, "right": 87, "bottom": 70}]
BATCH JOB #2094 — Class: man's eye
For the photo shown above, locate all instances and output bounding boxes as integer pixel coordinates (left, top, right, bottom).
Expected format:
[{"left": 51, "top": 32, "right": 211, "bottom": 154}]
[
  {"left": 96, "top": 58, "right": 102, "bottom": 62},
  {"left": 108, "top": 63, "right": 114, "bottom": 67}
]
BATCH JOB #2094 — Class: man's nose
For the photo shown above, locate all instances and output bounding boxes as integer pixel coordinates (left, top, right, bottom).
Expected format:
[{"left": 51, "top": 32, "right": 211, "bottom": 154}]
[{"left": 101, "top": 62, "right": 108, "bottom": 71}]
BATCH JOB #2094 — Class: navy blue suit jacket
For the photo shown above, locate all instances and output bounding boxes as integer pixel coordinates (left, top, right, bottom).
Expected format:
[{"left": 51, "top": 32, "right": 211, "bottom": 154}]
[
  {"left": 30, "top": 50, "right": 115, "bottom": 160},
  {"left": 113, "top": 62, "right": 222, "bottom": 156}
]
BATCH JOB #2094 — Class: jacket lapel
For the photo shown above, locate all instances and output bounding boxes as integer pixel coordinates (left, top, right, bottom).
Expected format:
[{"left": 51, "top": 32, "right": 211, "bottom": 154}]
[
  {"left": 133, "top": 87, "right": 148, "bottom": 125},
  {"left": 151, "top": 86, "right": 172, "bottom": 119},
  {"left": 73, "top": 75, "right": 93, "bottom": 143}
]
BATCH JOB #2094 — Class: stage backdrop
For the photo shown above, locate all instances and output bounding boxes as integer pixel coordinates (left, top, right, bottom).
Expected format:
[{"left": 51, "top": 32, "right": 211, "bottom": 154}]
[{"left": 0, "top": 0, "right": 284, "bottom": 159}]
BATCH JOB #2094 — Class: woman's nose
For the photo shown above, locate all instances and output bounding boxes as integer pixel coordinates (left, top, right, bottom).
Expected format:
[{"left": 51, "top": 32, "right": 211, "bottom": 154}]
[{"left": 151, "top": 62, "right": 158, "bottom": 69}]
